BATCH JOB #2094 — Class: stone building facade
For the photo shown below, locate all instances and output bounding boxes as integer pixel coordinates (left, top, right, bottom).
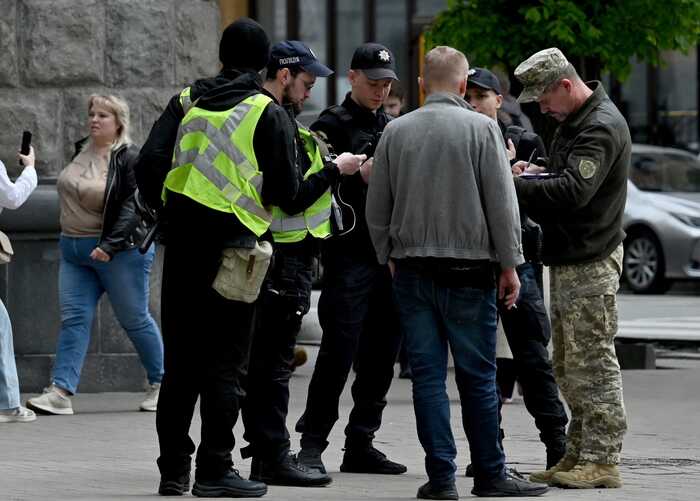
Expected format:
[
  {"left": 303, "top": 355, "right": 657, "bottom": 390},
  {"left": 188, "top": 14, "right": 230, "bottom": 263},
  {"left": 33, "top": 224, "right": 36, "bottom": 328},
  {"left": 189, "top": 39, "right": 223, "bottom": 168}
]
[
  {"left": 0, "top": 0, "right": 221, "bottom": 392},
  {"left": 0, "top": 0, "right": 221, "bottom": 177}
]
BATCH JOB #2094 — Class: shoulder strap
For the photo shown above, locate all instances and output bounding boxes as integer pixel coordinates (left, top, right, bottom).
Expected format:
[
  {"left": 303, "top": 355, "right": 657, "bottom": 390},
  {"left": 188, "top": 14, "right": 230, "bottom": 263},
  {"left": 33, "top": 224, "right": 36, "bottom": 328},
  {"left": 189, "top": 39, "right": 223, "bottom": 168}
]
[{"left": 308, "top": 130, "right": 331, "bottom": 158}]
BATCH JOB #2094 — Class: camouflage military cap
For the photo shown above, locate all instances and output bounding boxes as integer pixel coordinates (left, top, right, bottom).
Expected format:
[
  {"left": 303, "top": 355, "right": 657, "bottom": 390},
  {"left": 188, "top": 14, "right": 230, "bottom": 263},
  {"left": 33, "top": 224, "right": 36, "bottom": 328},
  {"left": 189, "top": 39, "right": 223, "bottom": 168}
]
[{"left": 514, "top": 48, "right": 570, "bottom": 103}]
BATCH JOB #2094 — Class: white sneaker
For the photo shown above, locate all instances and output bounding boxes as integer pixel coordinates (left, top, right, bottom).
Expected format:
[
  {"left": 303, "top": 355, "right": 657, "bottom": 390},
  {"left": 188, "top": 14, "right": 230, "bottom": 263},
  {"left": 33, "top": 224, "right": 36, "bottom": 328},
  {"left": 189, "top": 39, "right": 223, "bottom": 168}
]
[
  {"left": 139, "top": 383, "right": 160, "bottom": 412},
  {"left": 26, "top": 385, "right": 74, "bottom": 415},
  {"left": 0, "top": 406, "right": 37, "bottom": 423}
]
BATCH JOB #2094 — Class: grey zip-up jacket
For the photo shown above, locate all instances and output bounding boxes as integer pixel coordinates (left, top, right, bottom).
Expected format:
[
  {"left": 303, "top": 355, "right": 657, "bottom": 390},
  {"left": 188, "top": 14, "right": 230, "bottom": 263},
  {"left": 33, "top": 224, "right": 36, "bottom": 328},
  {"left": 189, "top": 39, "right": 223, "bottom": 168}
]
[{"left": 366, "top": 92, "right": 524, "bottom": 269}]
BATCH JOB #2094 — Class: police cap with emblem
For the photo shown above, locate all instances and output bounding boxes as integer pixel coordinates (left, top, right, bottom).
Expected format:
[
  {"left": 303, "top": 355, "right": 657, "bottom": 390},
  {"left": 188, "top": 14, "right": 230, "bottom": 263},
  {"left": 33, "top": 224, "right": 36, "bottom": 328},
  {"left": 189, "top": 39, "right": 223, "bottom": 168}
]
[
  {"left": 514, "top": 47, "right": 571, "bottom": 103},
  {"left": 351, "top": 43, "right": 398, "bottom": 81},
  {"left": 267, "top": 40, "right": 333, "bottom": 77}
]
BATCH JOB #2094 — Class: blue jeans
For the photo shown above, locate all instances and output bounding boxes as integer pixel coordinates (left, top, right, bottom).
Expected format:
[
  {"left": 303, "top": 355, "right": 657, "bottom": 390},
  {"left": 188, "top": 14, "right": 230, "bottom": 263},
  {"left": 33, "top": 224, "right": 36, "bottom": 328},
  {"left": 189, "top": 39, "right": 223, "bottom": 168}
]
[
  {"left": 53, "top": 236, "right": 163, "bottom": 394},
  {"left": 0, "top": 298, "right": 20, "bottom": 410},
  {"left": 393, "top": 264, "right": 505, "bottom": 486}
]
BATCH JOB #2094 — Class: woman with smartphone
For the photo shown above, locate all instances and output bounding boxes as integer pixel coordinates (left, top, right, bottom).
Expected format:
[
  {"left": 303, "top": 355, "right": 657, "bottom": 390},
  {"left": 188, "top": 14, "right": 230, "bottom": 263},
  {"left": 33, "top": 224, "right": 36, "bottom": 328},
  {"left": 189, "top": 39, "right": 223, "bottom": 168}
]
[
  {"left": 26, "top": 95, "right": 163, "bottom": 415},
  {"left": 0, "top": 144, "right": 38, "bottom": 423}
]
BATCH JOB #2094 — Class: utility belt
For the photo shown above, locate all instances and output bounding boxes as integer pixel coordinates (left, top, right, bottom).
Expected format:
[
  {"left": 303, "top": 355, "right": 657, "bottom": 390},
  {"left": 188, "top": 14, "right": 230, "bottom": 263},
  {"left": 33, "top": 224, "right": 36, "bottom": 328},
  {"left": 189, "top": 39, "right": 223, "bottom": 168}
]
[{"left": 397, "top": 257, "right": 496, "bottom": 289}]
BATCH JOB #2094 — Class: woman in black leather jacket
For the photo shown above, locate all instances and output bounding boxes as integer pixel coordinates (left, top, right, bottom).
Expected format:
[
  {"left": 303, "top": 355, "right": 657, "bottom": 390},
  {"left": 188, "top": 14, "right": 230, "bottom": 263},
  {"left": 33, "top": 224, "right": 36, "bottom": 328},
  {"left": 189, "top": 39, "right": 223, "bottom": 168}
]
[{"left": 26, "top": 95, "right": 163, "bottom": 416}]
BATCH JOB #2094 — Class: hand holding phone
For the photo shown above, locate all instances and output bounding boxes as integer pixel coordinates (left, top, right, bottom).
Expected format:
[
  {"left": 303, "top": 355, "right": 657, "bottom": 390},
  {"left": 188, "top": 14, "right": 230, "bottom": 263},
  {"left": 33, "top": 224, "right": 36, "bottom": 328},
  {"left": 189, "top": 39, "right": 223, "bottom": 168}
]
[{"left": 19, "top": 131, "right": 32, "bottom": 167}]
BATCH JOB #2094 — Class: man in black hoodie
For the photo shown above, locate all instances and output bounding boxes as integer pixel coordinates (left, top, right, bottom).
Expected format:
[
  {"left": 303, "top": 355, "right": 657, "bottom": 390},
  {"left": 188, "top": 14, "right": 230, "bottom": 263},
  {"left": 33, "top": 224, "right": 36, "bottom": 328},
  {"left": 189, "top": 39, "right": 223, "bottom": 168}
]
[{"left": 133, "top": 19, "right": 298, "bottom": 498}]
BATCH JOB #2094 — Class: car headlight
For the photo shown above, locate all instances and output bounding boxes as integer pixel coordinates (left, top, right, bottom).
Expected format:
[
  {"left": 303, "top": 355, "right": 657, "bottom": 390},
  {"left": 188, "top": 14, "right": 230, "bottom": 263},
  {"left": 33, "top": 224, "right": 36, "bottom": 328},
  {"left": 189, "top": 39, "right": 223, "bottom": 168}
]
[{"left": 671, "top": 212, "right": 700, "bottom": 228}]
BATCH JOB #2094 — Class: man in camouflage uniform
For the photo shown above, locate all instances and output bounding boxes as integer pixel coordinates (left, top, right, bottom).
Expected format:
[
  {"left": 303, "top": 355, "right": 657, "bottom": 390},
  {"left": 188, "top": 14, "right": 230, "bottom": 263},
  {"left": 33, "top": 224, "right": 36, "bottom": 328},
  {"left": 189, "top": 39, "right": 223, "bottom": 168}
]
[{"left": 510, "top": 47, "right": 629, "bottom": 489}]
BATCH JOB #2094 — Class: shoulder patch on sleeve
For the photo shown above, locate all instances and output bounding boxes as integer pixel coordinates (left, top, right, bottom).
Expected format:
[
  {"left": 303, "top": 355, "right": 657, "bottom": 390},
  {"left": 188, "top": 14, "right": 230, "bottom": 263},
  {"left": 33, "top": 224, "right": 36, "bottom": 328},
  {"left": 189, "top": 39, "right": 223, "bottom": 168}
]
[{"left": 578, "top": 158, "right": 598, "bottom": 179}]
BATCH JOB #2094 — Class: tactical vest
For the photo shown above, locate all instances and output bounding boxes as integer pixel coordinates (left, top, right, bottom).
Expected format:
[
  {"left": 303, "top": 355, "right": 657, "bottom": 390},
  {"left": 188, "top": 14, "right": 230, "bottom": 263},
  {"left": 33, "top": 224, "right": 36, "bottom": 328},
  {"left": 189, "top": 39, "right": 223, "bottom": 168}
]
[
  {"left": 269, "top": 126, "right": 332, "bottom": 243},
  {"left": 163, "top": 88, "right": 273, "bottom": 237}
]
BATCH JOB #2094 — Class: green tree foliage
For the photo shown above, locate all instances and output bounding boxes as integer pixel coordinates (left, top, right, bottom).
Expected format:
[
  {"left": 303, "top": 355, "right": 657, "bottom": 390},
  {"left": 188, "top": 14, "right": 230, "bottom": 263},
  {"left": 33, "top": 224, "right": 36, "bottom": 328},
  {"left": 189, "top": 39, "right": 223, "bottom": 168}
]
[{"left": 426, "top": 0, "right": 700, "bottom": 81}]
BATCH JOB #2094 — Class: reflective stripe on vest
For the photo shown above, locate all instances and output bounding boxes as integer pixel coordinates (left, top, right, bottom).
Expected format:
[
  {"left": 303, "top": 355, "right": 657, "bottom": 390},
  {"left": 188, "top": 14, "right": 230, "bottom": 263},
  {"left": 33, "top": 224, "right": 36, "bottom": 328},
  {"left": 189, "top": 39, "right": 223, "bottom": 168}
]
[
  {"left": 179, "top": 87, "right": 194, "bottom": 114},
  {"left": 270, "top": 127, "right": 332, "bottom": 243},
  {"left": 164, "top": 93, "right": 273, "bottom": 237}
]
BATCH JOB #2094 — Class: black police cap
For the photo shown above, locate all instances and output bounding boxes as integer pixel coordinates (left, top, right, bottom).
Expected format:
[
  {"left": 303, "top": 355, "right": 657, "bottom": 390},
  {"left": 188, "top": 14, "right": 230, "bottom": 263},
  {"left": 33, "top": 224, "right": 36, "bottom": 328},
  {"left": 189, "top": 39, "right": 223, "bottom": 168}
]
[
  {"left": 351, "top": 43, "right": 398, "bottom": 81},
  {"left": 467, "top": 67, "right": 502, "bottom": 95}
]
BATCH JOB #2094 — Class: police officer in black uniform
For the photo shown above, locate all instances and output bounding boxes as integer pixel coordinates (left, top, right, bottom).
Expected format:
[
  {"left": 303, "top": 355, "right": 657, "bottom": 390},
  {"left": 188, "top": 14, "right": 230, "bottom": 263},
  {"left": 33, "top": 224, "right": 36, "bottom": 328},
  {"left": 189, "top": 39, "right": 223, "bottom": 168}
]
[
  {"left": 295, "top": 43, "right": 406, "bottom": 477},
  {"left": 465, "top": 68, "right": 567, "bottom": 472}
]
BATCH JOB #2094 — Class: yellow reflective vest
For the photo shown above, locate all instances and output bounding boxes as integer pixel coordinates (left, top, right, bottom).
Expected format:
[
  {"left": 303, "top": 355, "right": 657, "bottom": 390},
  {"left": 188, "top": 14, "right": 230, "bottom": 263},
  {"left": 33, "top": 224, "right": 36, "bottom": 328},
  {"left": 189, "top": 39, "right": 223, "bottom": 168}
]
[
  {"left": 269, "top": 127, "right": 332, "bottom": 243},
  {"left": 163, "top": 88, "right": 273, "bottom": 237}
]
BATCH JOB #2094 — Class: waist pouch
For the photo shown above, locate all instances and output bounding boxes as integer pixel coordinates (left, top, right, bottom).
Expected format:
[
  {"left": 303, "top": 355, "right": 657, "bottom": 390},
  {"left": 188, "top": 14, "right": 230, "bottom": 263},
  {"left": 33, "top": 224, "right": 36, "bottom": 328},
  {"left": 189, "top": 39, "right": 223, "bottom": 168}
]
[
  {"left": 212, "top": 241, "right": 273, "bottom": 303},
  {"left": 400, "top": 258, "right": 495, "bottom": 289},
  {"left": 0, "top": 231, "right": 14, "bottom": 264}
]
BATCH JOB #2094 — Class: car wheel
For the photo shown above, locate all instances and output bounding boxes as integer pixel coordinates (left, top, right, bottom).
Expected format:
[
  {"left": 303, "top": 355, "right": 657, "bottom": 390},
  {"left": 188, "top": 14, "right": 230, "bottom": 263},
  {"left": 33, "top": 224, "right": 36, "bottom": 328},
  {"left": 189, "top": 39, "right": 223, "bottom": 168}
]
[{"left": 623, "top": 230, "right": 671, "bottom": 294}]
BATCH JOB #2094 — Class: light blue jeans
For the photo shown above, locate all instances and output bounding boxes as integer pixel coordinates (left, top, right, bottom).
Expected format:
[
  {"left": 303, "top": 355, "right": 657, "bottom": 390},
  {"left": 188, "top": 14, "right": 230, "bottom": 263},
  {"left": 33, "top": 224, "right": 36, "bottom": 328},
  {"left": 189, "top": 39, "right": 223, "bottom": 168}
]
[
  {"left": 0, "top": 298, "right": 20, "bottom": 410},
  {"left": 52, "top": 236, "right": 163, "bottom": 394}
]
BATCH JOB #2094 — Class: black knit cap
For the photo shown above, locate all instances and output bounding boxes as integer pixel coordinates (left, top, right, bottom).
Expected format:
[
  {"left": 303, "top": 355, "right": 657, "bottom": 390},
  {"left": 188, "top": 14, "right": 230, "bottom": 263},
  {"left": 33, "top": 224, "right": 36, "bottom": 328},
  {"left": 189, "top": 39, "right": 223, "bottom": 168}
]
[{"left": 219, "top": 17, "right": 270, "bottom": 71}]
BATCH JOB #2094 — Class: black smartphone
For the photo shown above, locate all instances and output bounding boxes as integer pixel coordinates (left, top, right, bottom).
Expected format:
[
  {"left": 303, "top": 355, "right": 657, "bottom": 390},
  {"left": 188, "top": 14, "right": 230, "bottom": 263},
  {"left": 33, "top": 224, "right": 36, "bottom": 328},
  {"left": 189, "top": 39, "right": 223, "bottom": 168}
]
[
  {"left": 356, "top": 141, "right": 373, "bottom": 156},
  {"left": 19, "top": 131, "right": 32, "bottom": 166},
  {"left": 356, "top": 141, "right": 373, "bottom": 165}
]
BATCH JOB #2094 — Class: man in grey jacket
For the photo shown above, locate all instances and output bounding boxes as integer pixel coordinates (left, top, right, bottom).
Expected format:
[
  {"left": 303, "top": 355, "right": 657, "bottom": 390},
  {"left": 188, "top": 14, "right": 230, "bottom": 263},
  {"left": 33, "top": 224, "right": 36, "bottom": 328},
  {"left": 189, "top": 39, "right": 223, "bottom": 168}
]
[{"left": 366, "top": 46, "right": 548, "bottom": 500}]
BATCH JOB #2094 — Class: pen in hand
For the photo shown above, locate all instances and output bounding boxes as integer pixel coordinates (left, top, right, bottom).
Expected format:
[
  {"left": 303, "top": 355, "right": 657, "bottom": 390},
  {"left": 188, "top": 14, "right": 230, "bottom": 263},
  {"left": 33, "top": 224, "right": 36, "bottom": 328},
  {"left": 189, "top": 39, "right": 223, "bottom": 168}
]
[{"left": 524, "top": 149, "right": 536, "bottom": 172}]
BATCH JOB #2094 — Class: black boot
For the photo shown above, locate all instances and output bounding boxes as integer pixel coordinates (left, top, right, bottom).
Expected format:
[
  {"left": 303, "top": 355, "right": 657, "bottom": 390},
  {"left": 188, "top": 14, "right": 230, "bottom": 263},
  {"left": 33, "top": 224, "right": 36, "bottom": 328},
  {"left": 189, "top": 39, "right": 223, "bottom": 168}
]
[
  {"left": 250, "top": 453, "right": 332, "bottom": 487},
  {"left": 340, "top": 446, "right": 407, "bottom": 475},
  {"left": 417, "top": 481, "right": 459, "bottom": 500},
  {"left": 297, "top": 446, "right": 327, "bottom": 474},
  {"left": 158, "top": 472, "right": 190, "bottom": 496},
  {"left": 192, "top": 470, "right": 267, "bottom": 498}
]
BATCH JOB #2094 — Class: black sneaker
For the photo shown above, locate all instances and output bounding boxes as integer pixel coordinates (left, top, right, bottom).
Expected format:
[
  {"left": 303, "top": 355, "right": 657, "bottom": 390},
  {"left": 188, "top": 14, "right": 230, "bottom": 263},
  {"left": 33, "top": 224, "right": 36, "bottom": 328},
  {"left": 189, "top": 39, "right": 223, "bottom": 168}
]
[
  {"left": 417, "top": 481, "right": 459, "bottom": 500},
  {"left": 340, "top": 446, "right": 407, "bottom": 475},
  {"left": 297, "top": 447, "right": 327, "bottom": 474},
  {"left": 472, "top": 470, "right": 549, "bottom": 497},
  {"left": 467, "top": 464, "right": 524, "bottom": 479},
  {"left": 192, "top": 470, "right": 267, "bottom": 498},
  {"left": 250, "top": 453, "right": 332, "bottom": 487},
  {"left": 158, "top": 472, "right": 190, "bottom": 496}
]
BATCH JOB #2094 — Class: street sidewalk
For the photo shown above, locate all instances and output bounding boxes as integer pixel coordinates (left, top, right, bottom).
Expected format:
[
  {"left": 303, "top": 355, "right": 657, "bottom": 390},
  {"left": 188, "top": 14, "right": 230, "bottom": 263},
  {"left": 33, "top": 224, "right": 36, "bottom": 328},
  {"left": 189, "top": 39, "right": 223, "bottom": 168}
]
[{"left": 1, "top": 348, "right": 699, "bottom": 500}]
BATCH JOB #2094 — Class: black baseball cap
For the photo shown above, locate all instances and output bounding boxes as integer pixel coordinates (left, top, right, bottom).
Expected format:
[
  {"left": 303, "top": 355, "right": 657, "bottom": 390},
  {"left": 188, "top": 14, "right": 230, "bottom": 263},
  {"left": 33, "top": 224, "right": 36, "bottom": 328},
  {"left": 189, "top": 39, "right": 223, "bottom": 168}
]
[
  {"left": 350, "top": 43, "right": 398, "bottom": 81},
  {"left": 467, "top": 67, "right": 502, "bottom": 94},
  {"left": 267, "top": 40, "right": 333, "bottom": 77}
]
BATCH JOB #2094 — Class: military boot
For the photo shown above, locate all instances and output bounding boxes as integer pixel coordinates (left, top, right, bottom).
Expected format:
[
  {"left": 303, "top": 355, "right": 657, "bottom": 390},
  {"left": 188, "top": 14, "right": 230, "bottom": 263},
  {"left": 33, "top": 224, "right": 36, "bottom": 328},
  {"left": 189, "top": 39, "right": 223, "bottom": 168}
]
[
  {"left": 529, "top": 455, "right": 578, "bottom": 485},
  {"left": 551, "top": 462, "right": 622, "bottom": 488}
]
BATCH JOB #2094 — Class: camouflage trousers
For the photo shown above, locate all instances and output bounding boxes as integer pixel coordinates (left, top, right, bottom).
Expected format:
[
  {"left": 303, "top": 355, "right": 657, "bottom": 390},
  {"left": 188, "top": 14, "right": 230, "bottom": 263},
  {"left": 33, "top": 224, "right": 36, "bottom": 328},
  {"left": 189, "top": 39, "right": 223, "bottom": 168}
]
[{"left": 549, "top": 244, "right": 627, "bottom": 465}]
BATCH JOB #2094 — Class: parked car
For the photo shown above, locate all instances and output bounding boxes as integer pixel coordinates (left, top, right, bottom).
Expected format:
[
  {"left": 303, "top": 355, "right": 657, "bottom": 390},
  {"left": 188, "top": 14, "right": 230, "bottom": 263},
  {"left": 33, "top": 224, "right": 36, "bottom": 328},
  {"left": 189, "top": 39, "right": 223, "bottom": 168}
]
[{"left": 623, "top": 144, "right": 700, "bottom": 293}]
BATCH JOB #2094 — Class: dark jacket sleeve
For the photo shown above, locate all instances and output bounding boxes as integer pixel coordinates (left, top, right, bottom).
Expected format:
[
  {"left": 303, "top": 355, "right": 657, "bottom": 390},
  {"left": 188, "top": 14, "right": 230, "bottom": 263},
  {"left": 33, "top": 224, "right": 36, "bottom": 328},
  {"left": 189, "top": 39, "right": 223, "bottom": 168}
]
[
  {"left": 279, "top": 143, "right": 339, "bottom": 216},
  {"left": 99, "top": 146, "right": 141, "bottom": 257},
  {"left": 254, "top": 102, "right": 299, "bottom": 210},
  {"left": 515, "top": 123, "right": 617, "bottom": 214},
  {"left": 133, "top": 94, "right": 184, "bottom": 211}
]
